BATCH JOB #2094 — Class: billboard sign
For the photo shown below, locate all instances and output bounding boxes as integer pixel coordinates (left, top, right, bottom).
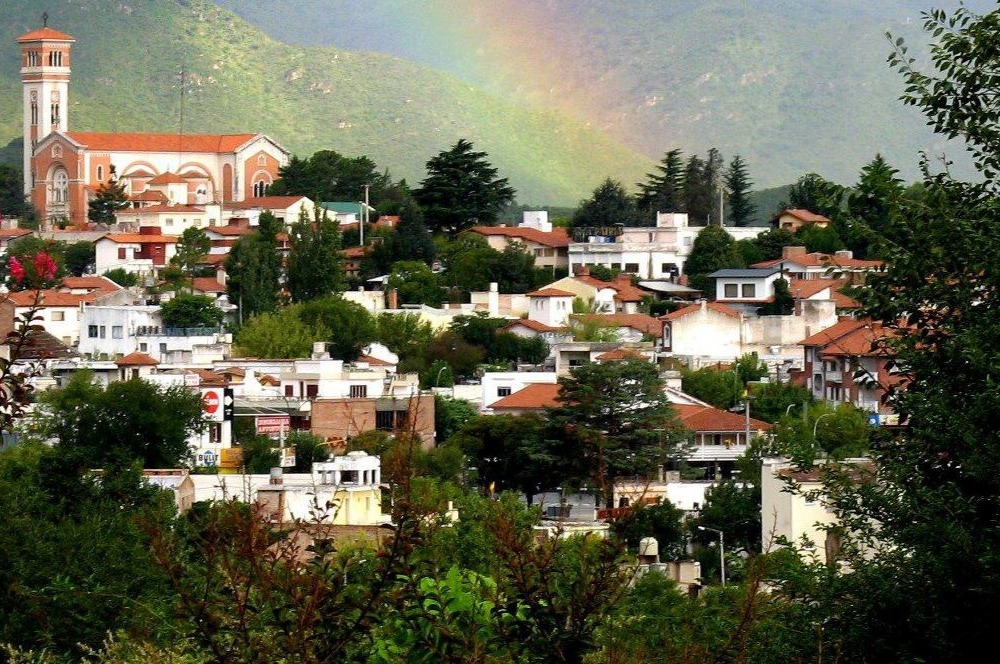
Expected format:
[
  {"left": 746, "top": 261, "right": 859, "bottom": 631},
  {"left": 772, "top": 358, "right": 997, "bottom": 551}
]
[
  {"left": 202, "top": 388, "right": 224, "bottom": 422},
  {"left": 257, "top": 416, "right": 291, "bottom": 435}
]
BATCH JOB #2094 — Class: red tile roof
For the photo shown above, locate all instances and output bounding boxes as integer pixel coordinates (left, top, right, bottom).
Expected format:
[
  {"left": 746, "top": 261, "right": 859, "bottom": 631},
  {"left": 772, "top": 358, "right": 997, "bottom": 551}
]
[
  {"left": 787, "top": 278, "right": 861, "bottom": 308},
  {"left": 123, "top": 169, "right": 156, "bottom": 178},
  {"left": 469, "top": 225, "right": 570, "bottom": 248},
  {"left": 799, "top": 318, "right": 867, "bottom": 347},
  {"left": 146, "top": 172, "right": 189, "bottom": 185},
  {"left": 127, "top": 204, "right": 204, "bottom": 214},
  {"left": 116, "top": 351, "right": 159, "bottom": 366},
  {"left": 595, "top": 348, "right": 648, "bottom": 362},
  {"left": 503, "top": 319, "right": 566, "bottom": 333},
  {"left": 59, "top": 276, "right": 121, "bottom": 294},
  {"left": 342, "top": 247, "right": 366, "bottom": 258},
  {"left": 191, "top": 277, "right": 226, "bottom": 294},
  {"left": 100, "top": 232, "right": 179, "bottom": 244},
  {"left": 673, "top": 403, "right": 772, "bottom": 433},
  {"left": 206, "top": 225, "right": 252, "bottom": 237},
  {"left": 66, "top": 132, "right": 257, "bottom": 154},
  {"left": 0, "top": 229, "right": 31, "bottom": 239},
  {"left": 356, "top": 354, "right": 394, "bottom": 367},
  {"left": 130, "top": 190, "right": 168, "bottom": 203},
  {"left": 819, "top": 322, "right": 892, "bottom": 358},
  {"left": 571, "top": 313, "right": 662, "bottom": 336},
  {"left": 17, "top": 27, "right": 75, "bottom": 42},
  {"left": 660, "top": 301, "right": 742, "bottom": 322},
  {"left": 490, "top": 383, "right": 562, "bottom": 411},
  {"left": 526, "top": 288, "right": 576, "bottom": 298},
  {"left": 197, "top": 253, "right": 228, "bottom": 266},
  {"left": 753, "top": 253, "right": 884, "bottom": 270},
  {"left": 776, "top": 209, "right": 830, "bottom": 223},
  {"left": 192, "top": 368, "right": 226, "bottom": 387},
  {"left": 6, "top": 290, "right": 95, "bottom": 307},
  {"left": 225, "top": 196, "right": 308, "bottom": 210}
]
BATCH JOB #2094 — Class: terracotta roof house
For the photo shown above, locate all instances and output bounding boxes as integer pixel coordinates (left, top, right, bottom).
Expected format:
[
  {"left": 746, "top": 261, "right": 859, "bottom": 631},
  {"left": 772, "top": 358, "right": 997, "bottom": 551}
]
[
  {"left": 673, "top": 402, "right": 772, "bottom": 477},
  {"left": 771, "top": 209, "right": 831, "bottom": 232},
  {"left": 489, "top": 383, "right": 563, "bottom": 415},
  {"left": 753, "top": 246, "right": 883, "bottom": 282},
  {"left": 659, "top": 299, "right": 745, "bottom": 360},
  {"left": 115, "top": 351, "right": 159, "bottom": 380},
  {"left": 468, "top": 224, "right": 570, "bottom": 272},
  {"left": 799, "top": 318, "right": 897, "bottom": 417},
  {"left": 568, "top": 313, "right": 662, "bottom": 341}
]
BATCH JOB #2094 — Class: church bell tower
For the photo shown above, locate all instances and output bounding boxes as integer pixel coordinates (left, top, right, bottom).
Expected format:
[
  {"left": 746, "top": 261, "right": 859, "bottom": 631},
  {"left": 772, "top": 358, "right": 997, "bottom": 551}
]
[{"left": 17, "top": 17, "right": 75, "bottom": 197}]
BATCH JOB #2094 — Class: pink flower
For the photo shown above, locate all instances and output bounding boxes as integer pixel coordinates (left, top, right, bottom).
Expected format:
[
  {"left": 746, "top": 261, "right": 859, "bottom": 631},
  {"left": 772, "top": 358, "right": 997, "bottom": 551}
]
[
  {"left": 33, "top": 252, "right": 58, "bottom": 282},
  {"left": 9, "top": 256, "right": 25, "bottom": 284}
]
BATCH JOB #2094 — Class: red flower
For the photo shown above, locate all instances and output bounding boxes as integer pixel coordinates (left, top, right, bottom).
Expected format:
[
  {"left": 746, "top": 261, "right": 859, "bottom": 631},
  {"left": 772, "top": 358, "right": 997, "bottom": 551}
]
[
  {"left": 9, "top": 256, "right": 25, "bottom": 284},
  {"left": 33, "top": 252, "right": 58, "bottom": 282}
]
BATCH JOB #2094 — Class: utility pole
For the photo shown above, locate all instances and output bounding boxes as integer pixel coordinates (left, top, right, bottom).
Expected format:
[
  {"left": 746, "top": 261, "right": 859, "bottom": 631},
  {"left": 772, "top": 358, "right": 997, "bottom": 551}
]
[{"left": 360, "top": 184, "right": 370, "bottom": 247}]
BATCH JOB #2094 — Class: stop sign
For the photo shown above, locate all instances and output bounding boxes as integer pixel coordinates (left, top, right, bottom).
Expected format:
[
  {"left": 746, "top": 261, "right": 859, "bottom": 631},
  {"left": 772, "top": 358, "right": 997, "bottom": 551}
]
[{"left": 203, "top": 390, "right": 220, "bottom": 414}]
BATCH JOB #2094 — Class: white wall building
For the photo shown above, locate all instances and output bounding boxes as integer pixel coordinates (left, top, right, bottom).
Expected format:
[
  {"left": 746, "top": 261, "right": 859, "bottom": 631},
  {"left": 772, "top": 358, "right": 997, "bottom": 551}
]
[{"left": 480, "top": 370, "right": 559, "bottom": 411}]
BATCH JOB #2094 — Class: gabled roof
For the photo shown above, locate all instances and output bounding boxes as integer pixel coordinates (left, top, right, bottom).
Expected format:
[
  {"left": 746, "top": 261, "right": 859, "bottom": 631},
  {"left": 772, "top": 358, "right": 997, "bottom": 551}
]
[
  {"left": 17, "top": 27, "right": 75, "bottom": 42},
  {"left": 342, "top": 246, "right": 366, "bottom": 259},
  {"left": 660, "top": 301, "right": 742, "bottom": 322},
  {"left": 708, "top": 267, "right": 783, "bottom": 278},
  {"left": 116, "top": 351, "right": 159, "bottom": 366},
  {"left": 570, "top": 313, "right": 661, "bottom": 336},
  {"left": 503, "top": 319, "right": 566, "bottom": 333},
  {"left": 5, "top": 329, "right": 75, "bottom": 360},
  {"left": 819, "top": 322, "right": 892, "bottom": 358},
  {"left": 526, "top": 288, "right": 576, "bottom": 298},
  {"left": 673, "top": 403, "right": 772, "bottom": 433},
  {"left": 6, "top": 289, "right": 95, "bottom": 307},
  {"left": 129, "top": 190, "right": 168, "bottom": 203},
  {"left": 469, "top": 225, "right": 570, "bottom": 248},
  {"left": 775, "top": 208, "right": 830, "bottom": 223},
  {"left": 146, "top": 172, "right": 189, "bottom": 185},
  {"left": 191, "top": 277, "right": 226, "bottom": 294},
  {"left": 787, "top": 278, "right": 861, "bottom": 309},
  {"left": 595, "top": 348, "right": 648, "bottom": 362},
  {"left": 356, "top": 354, "right": 394, "bottom": 367},
  {"left": 490, "top": 383, "right": 562, "bottom": 411},
  {"left": 127, "top": 204, "right": 204, "bottom": 214},
  {"left": 122, "top": 169, "right": 156, "bottom": 178},
  {"left": 753, "top": 253, "right": 884, "bottom": 270},
  {"left": 799, "top": 318, "right": 867, "bottom": 347},
  {"left": 226, "top": 196, "right": 309, "bottom": 210},
  {"left": 197, "top": 253, "right": 228, "bottom": 266},
  {"left": 191, "top": 368, "right": 227, "bottom": 387},
  {"left": 99, "top": 232, "right": 179, "bottom": 244},
  {"left": 59, "top": 276, "right": 122, "bottom": 294},
  {"left": 206, "top": 225, "right": 252, "bottom": 237},
  {"left": 0, "top": 228, "right": 31, "bottom": 239},
  {"left": 66, "top": 132, "right": 259, "bottom": 154}
]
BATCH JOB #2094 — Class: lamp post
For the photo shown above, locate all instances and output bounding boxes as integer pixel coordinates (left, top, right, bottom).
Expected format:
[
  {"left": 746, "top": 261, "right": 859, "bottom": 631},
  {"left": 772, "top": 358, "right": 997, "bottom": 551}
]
[
  {"left": 697, "top": 525, "right": 725, "bottom": 586},
  {"left": 812, "top": 412, "right": 836, "bottom": 440}
]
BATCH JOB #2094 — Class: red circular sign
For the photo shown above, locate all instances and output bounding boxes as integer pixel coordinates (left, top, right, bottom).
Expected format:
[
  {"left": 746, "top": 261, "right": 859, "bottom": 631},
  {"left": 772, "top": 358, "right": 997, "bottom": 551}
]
[{"left": 202, "top": 391, "right": 220, "bottom": 414}]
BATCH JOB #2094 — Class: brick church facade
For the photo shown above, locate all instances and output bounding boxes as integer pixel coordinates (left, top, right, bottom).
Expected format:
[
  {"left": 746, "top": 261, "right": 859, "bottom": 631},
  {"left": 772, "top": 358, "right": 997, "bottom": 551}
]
[{"left": 17, "top": 24, "right": 289, "bottom": 228}]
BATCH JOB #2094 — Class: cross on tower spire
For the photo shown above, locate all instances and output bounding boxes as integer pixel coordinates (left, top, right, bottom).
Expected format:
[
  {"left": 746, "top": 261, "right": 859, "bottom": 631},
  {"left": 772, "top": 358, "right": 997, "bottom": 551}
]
[{"left": 42, "top": 11, "right": 48, "bottom": 27}]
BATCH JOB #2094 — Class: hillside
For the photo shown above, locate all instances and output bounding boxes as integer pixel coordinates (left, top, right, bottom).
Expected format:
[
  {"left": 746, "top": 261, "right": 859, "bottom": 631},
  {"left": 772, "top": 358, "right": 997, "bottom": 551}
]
[
  {"left": 0, "top": 0, "right": 653, "bottom": 205},
  {"left": 217, "top": 0, "right": 984, "bottom": 187}
]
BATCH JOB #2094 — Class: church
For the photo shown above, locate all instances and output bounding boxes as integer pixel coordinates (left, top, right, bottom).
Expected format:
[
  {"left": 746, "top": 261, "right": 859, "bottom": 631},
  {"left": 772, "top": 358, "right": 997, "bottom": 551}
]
[{"left": 17, "top": 23, "right": 289, "bottom": 228}]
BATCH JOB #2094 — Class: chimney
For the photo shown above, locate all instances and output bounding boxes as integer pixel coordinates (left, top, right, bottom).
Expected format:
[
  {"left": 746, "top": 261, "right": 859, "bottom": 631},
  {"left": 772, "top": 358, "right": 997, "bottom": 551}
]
[
  {"left": 782, "top": 245, "right": 808, "bottom": 260},
  {"left": 312, "top": 341, "right": 330, "bottom": 359},
  {"left": 269, "top": 467, "right": 283, "bottom": 485},
  {"left": 138, "top": 226, "right": 161, "bottom": 236},
  {"left": 488, "top": 282, "right": 499, "bottom": 317},
  {"left": 387, "top": 288, "right": 399, "bottom": 310}
]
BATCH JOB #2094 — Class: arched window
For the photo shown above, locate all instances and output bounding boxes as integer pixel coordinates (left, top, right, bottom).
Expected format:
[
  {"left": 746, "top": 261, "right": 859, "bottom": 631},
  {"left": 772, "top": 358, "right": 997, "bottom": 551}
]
[
  {"left": 97, "top": 165, "right": 104, "bottom": 182},
  {"left": 30, "top": 102, "right": 38, "bottom": 125},
  {"left": 52, "top": 170, "right": 68, "bottom": 204},
  {"left": 253, "top": 180, "right": 269, "bottom": 197}
]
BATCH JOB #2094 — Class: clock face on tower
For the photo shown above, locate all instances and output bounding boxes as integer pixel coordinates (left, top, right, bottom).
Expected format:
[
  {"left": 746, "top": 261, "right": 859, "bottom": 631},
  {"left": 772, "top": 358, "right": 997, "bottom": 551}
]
[{"left": 30, "top": 90, "right": 37, "bottom": 102}]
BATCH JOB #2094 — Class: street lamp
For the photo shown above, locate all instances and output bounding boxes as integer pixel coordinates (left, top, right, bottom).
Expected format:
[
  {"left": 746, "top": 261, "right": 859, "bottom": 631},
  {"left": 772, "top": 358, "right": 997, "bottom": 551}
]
[
  {"left": 813, "top": 412, "right": 837, "bottom": 440},
  {"left": 343, "top": 557, "right": 367, "bottom": 586},
  {"left": 697, "top": 525, "right": 725, "bottom": 587}
]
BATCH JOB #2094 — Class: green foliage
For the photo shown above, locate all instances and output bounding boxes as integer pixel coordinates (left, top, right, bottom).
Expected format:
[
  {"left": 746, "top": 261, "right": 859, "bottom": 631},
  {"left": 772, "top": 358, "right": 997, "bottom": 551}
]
[
  {"left": 64, "top": 241, "right": 96, "bottom": 276},
  {"left": 681, "top": 366, "right": 743, "bottom": 410},
  {"left": 287, "top": 430, "right": 330, "bottom": 473},
  {"left": 271, "top": 149, "right": 394, "bottom": 204},
  {"left": 225, "top": 211, "right": 283, "bottom": 319},
  {"left": 87, "top": 176, "right": 130, "bottom": 226},
  {"left": 425, "top": 331, "right": 484, "bottom": 379},
  {"left": 843, "top": 153, "right": 906, "bottom": 258},
  {"left": 299, "top": 296, "right": 376, "bottom": 361},
  {"left": 238, "top": 434, "right": 280, "bottom": 473},
  {"left": 566, "top": 314, "right": 620, "bottom": 342},
  {"left": 549, "top": 359, "right": 689, "bottom": 506},
  {"left": 159, "top": 293, "right": 223, "bottom": 329},
  {"left": 683, "top": 225, "right": 743, "bottom": 294},
  {"left": 724, "top": 154, "right": 757, "bottom": 226},
  {"left": 0, "top": 164, "right": 30, "bottom": 218},
  {"left": 757, "top": 277, "right": 794, "bottom": 315},
  {"left": 744, "top": 380, "right": 812, "bottom": 424},
  {"left": 388, "top": 260, "right": 442, "bottom": 306},
  {"left": 0, "top": 443, "right": 174, "bottom": 658},
  {"left": 169, "top": 228, "right": 211, "bottom": 281},
  {"left": 103, "top": 267, "right": 138, "bottom": 287},
  {"left": 778, "top": 173, "right": 845, "bottom": 220},
  {"left": 449, "top": 313, "right": 546, "bottom": 366},
  {"left": 749, "top": 227, "right": 798, "bottom": 260},
  {"left": 434, "top": 396, "right": 478, "bottom": 444},
  {"left": 374, "top": 312, "right": 434, "bottom": 369},
  {"left": 448, "top": 414, "right": 556, "bottom": 499},
  {"left": 38, "top": 373, "right": 206, "bottom": 468},
  {"left": 421, "top": 359, "right": 454, "bottom": 389},
  {"left": 438, "top": 234, "right": 540, "bottom": 295},
  {"left": 694, "top": 480, "right": 762, "bottom": 553},
  {"left": 572, "top": 178, "right": 643, "bottom": 228},
  {"left": 766, "top": 402, "right": 869, "bottom": 466},
  {"left": 794, "top": 222, "right": 844, "bottom": 254},
  {"left": 392, "top": 200, "right": 436, "bottom": 264},
  {"left": 5, "top": 236, "right": 65, "bottom": 290},
  {"left": 636, "top": 149, "right": 685, "bottom": 217},
  {"left": 286, "top": 206, "right": 344, "bottom": 302},
  {"left": 415, "top": 139, "right": 516, "bottom": 233},
  {"left": 234, "top": 305, "right": 327, "bottom": 359},
  {"left": 613, "top": 501, "right": 686, "bottom": 558}
]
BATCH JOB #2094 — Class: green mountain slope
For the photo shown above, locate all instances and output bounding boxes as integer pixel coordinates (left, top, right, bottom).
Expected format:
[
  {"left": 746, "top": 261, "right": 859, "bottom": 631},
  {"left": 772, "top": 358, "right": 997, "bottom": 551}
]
[
  {"left": 216, "top": 0, "right": 983, "bottom": 187},
  {"left": 0, "top": 0, "right": 652, "bottom": 205}
]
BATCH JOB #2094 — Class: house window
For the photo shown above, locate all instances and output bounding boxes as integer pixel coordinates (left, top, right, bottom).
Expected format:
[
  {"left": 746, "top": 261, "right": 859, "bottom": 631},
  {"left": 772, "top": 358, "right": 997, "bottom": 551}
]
[
  {"left": 497, "top": 386, "right": 512, "bottom": 397},
  {"left": 99, "top": 325, "right": 107, "bottom": 339},
  {"left": 165, "top": 218, "right": 174, "bottom": 226},
  {"left": 62, "top": 336, "right": 72, "bottom": 345},
  {"left": 724, "top": 284, "right": 738, "bottom": 298},
  {"left": 284, "top": 384, "right": 294, "bottom": 397},
  {"left": 350, "top": 384, "right": 367, "bottom": 398},
  {"left": 252, "top": 180, "right": 269, "bottom": 197},
  {"left": 51, "top": 311, "right": 65, "bottom": 322},
  {"left": 97, "top": 165, "right": 104, "bottom": 182},
  {"left": 814, "top": 373, "right": 823, "bottom": 388},
  {"left": 112, "top": 326, "right": 123, "bottom": 339},
  {"left": 27, "top": 51, "right": 39, "bottom": 66},
  {"left": 376, "top": 410, "right": 394, "bottom": 431},
  {"left": 30, "top": 101, "right": 38, "bottom": 125},
  {"left": 741, "top": 284, "right": 756, "bottom": 298},
  {"left": 306, "top": 384, "right": 319, "bottom": 398},
  {"left": 624, "top": 263, "right": 639, "bottom": 273},
  {"left": 139, "top": 343, "right": 148, "bottom": 352},
  {"left": 118, "top": 248, "right": 126, "bottom": 260},
  {"left": 159, "top": 342, "right": 167, "bottom": 354}
]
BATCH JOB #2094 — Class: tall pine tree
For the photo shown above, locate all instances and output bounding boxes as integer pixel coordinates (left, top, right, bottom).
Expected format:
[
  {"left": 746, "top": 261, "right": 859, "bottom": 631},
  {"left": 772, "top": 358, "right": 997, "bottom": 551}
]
[
  {"left": 636, "top": 149, "right": 685, "bottom": 219},
  {"left": 225, "top": 211, "right": 283, "bottom": 320},
  {"left": 392, "top": 200, "right": 436, "bottom": 264},
  {"left": 724, "top": 154, "right": 757, "bottom": 227},
  {"left": 286, "top": 206, "right": 344, "bottom": 302}
]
